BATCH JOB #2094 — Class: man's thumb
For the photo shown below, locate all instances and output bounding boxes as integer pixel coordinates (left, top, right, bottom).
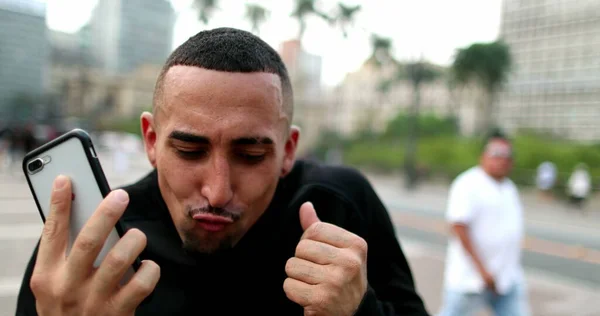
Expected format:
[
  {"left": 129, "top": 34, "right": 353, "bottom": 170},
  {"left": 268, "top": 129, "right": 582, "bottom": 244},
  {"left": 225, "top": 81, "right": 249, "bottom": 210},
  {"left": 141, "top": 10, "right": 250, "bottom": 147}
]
[{"left": 299, "top": 201, "right": 320, "bottom": 231}]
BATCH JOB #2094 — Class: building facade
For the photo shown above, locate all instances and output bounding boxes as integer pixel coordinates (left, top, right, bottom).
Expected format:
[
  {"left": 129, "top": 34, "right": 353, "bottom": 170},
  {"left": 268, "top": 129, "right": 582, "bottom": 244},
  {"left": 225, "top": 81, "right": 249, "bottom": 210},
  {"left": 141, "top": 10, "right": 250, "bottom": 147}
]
[
  {"left": 0, "top": 0, "right": 48, "bottom": 120},
  {"left": 329, "top": 62, "right": 483, "bottom": 138},
  {"left": 278, "top": 40, "right": 325, "bottom": 155},
  {"left": 498, "top": 0, "right": 600, "bottom": 141},
  {"left": 87, "top": 0, "right": 176, "bottom": 75},
  {"left": 47, "top": 0, "right": 175, "bottom": 125},
  {"left": 279, "top": 40, "right": 323, "bottom": 104}
]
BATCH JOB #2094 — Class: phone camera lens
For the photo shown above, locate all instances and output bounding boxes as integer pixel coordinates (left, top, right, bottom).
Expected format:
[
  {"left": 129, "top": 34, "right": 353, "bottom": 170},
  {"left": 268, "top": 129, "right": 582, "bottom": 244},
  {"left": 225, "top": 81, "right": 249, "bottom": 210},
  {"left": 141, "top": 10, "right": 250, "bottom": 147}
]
[{"left": 28, "top": 159, "right": 43, "bottom": 173}]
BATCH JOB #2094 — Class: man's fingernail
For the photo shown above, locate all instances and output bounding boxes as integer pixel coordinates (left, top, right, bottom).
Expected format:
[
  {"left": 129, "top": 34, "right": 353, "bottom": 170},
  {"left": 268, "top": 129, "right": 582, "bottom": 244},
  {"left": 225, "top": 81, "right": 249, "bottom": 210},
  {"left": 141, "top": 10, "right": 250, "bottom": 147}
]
[
  {"left": 112, "top": 189, "right": 129, "bottom": 203},
  {"left": 53, "top": 175, "right": 67, "bottom": 191}
]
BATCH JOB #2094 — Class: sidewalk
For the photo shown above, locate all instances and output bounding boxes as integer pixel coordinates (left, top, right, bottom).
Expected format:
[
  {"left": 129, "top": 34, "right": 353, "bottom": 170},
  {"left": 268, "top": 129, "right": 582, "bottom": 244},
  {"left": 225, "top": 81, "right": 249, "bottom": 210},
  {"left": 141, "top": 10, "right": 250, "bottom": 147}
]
[{"left": 402, "top": 239, "right": 600, "bottom": 316}]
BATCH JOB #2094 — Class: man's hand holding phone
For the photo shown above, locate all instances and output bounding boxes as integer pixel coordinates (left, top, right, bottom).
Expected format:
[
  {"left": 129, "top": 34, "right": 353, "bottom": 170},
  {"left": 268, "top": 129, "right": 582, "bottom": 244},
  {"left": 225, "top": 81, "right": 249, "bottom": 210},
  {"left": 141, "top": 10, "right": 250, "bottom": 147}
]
[{"left": 30, "top": 175, "right": 160, "bottom": 316}]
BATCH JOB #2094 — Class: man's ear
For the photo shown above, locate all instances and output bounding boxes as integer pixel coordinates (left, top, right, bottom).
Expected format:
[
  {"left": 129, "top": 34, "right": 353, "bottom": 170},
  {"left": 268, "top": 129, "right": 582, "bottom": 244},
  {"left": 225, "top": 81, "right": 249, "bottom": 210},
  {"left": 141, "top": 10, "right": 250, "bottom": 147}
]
[
  {"left": 141, "top": 112, "right": 157, "bottom": 168},
  {"left": 281, "top": 125, "right": 300, "bottom": 177}
]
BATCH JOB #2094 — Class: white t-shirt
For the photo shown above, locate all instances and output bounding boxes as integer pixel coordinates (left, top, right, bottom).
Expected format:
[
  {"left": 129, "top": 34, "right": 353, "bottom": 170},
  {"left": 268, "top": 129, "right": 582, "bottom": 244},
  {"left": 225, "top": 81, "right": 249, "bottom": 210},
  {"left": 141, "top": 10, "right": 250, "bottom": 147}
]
[
  {"left": 536, "top": 161, "right": 557, "bottom": 190},
  {"left": 567, "top": 169, "right": 591, "bottom": 198},
  {"left": 444, "top": 166, "right": 525, "bottom": 294}
]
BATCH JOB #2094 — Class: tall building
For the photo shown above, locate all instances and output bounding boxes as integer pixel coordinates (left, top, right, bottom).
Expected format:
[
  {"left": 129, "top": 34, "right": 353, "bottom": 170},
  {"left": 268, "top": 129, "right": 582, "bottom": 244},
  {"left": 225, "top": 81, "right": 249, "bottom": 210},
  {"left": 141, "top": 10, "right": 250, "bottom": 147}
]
[
  {"left": 279, "top": 40, "right": 323, "bottom": 104},
  {"left": 87, "top": 0, "right": 176, "bottom": 75},
  {"left": 0, "top": 0, "right": 48, "bottom": 119},
  {"left": 278, "top": 40, "right": 324, "bottom": 155},
  {"left": 498, "top": 0, "right": 600, "bottom": 141}
]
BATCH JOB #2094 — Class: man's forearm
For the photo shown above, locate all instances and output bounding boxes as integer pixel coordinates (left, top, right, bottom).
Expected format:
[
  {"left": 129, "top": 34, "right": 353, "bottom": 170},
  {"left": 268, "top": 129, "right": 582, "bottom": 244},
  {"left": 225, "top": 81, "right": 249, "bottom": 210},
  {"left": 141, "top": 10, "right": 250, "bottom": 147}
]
[{"left": 452, "top": 224, "right": 487, "bottom": 275}]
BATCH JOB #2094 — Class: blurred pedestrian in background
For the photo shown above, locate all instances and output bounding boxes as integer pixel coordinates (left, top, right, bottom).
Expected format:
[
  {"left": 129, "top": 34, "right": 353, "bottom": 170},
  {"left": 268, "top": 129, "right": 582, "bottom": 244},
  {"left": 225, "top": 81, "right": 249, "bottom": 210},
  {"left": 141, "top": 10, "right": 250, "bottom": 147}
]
[
  {"left": 22, "top": 123, "right": 37, "bottom": 154},
  {"left": 7, "top": 125, "right": 23, "bottom": 174},
  {"left": 0, "top": 124, "right": 38, "bottom": 174},
  {"left": 0, "top": 124, "right": 9, "bottom": 172},
  {"left": 438, "top": 130, "right": 530, "bottom": 316},
  {"left": 535, "top": 161, "right": 557, "bottom": 201},
  {"left": 566, "top": 163, "right": 591, "bottom": 211}
]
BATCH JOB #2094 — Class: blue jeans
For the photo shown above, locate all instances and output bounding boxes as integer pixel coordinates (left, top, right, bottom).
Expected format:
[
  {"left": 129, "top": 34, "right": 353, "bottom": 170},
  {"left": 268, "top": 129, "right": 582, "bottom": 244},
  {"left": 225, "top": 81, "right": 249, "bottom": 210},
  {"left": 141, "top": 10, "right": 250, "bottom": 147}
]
[{"left": 438, "top": 283, "right": 530, "bottom": 316}]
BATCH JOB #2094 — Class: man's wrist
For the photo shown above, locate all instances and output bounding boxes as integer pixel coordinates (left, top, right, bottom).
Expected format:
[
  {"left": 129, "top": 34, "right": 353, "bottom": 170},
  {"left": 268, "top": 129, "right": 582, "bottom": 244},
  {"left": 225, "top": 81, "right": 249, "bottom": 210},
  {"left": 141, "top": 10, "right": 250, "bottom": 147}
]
[{"left": 353, "top": 285, "right": 374, "bottom": 315}]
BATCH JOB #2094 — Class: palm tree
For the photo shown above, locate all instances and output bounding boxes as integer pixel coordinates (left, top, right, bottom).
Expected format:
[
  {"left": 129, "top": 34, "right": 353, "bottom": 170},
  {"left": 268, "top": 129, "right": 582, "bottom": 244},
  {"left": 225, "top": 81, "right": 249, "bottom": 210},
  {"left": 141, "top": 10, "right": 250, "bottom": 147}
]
[
  {"left": 348, "top": 34, "right": 396, "bottom": 138},
  {"left": 368, "top": 34, "right": 393, "bottom": 67},
  {"left": 451, "top": 40, "right": 512, "bottom": 133},
  {"left": 332, "top": 3, "right": 361, "bottom": 38},
  {"left": 245, "top": 4, "right": 269, "bottom": 35},
  {"left": 397, "top": 60, "right": 441, "bottom": 188},
  {"left": 193, "top": 0, "right": 219, "bottom": 25},
  {"left": 291, "top": 0, "right": 332, "bottom": 41},
  {"left": 367, "top": 34, "right": 441, "bottom": 188}
]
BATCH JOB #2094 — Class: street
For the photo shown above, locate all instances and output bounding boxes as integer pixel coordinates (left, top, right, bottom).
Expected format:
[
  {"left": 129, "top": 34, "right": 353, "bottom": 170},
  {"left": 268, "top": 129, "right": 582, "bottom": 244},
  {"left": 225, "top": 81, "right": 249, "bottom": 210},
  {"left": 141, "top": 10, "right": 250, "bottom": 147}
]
[{"left": 0, "top": 152, "right": 598, "bottom": 316}]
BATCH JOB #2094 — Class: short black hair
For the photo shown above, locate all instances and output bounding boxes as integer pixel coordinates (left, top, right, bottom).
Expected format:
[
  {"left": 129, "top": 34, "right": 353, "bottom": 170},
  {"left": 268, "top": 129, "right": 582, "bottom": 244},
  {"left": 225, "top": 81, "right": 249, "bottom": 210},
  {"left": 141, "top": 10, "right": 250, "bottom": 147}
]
[
  {"left": 482, "top": 128, "right": 511, "bottom": 152},
  {"left": 153, "top": 27, "right": 294, "bottom": 122}
]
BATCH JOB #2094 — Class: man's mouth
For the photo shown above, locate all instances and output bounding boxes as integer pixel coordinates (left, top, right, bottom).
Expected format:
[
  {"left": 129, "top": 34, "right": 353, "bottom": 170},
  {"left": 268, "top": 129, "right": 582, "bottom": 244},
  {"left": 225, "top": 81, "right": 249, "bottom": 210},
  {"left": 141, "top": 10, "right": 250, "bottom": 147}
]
[{"left": 192, "top": 213, "right": 234, "bottom": 232}]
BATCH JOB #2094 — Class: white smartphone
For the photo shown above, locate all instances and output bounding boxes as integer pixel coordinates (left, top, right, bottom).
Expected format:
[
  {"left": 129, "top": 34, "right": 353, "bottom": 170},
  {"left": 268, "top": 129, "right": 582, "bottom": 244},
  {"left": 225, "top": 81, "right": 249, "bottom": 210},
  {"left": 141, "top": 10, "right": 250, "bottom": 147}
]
[{"left": 22, "top": 129, "right": 139, "bottom": 283}]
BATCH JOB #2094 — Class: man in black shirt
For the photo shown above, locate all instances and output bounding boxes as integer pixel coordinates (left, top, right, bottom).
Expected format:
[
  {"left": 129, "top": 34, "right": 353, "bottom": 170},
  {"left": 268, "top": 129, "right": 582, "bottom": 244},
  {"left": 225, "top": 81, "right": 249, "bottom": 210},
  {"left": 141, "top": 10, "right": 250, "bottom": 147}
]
[{"left": 16, "top": 28, "right": 429, "bottom": 315}]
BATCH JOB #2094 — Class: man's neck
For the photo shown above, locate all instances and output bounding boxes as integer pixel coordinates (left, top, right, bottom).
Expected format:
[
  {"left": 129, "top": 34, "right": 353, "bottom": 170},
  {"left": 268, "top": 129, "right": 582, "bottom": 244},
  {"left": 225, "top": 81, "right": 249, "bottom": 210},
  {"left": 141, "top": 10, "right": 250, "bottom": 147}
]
[{"left": 480, "top": 166, "right": 505, "bottom": 183}]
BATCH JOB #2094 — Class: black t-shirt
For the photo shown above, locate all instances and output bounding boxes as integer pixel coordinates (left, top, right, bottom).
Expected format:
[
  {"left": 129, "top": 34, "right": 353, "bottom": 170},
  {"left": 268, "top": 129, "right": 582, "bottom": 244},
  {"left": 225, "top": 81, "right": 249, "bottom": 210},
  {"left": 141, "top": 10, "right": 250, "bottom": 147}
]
[{"left": 16, "top": 160, "right": 429, "bottom": 315}]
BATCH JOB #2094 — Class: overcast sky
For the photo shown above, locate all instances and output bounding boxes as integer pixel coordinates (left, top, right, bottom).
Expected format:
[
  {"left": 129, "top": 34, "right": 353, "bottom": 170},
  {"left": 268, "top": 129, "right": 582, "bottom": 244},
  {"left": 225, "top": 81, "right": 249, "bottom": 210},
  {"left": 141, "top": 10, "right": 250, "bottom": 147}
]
[{"left": 45, "top": 0, "right": 503, "bottom": 86}]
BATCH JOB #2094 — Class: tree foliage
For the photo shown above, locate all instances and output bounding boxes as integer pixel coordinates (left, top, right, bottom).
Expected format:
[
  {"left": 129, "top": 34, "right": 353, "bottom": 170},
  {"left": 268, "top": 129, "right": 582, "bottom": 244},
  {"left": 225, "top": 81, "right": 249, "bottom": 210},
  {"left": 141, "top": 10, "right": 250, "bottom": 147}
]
[
  {"left": 193, "top": 0, "right": 219, "bottom": 25},
  {"left": 451, "top": 40, "right": 512, "bottom": 93},
  {"left": 245, "top": 4, "right": 269, "bottom": 34}
]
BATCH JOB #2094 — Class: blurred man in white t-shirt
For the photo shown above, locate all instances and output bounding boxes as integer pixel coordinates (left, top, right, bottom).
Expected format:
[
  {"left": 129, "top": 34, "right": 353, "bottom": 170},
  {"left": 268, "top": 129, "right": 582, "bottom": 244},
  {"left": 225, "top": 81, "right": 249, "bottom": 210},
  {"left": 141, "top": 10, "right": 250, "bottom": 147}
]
[
  {"left": 438, "top": 130, "right": 530, "bottom": 316},
  {"left": 535, "top": 161, "right": 557, "bottom": 200}
]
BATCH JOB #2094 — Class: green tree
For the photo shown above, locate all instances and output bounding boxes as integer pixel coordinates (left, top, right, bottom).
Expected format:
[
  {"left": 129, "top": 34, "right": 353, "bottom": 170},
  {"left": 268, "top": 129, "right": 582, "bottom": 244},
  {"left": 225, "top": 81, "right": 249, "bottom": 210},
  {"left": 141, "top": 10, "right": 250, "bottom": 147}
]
[
  {"left": 245, "top": 3, "right": 269, "bottom": 35},
  {"left": 368, "top": 34, "right": 394, "bottom": 67},
  {"left": 396, "top": 61, "right": 442, "bottom": 188},
  {"left": 193, "top": 0, "right": 219, "bottom": 24},
  {"left": 361, "top": 34, "right": 395, "bottom": 134},
  {"left": 367, "top": 34, "right": 443, "bottom": 188},
  {"left": 331, "top": 3, "right": 361, "bottom": 38},
  {"left": 291, "top": 0, "right": 332, "bottom": 41},
  {"left": 451, "top": 40, "right": 512, "bottom": 133}
]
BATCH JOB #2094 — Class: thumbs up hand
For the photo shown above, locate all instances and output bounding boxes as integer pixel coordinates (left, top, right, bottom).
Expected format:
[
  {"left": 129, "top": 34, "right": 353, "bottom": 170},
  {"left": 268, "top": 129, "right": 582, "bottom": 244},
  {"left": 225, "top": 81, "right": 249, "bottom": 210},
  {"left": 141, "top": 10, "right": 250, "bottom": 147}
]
[{"left": 284, "top": 202, "right": 369, "bottom": 316}]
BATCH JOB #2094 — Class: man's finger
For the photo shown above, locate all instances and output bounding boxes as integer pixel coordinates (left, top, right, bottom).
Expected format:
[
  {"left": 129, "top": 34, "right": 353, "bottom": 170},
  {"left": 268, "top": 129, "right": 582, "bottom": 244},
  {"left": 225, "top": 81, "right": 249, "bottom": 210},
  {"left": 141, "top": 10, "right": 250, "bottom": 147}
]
[
  {"left": 283, "top": 277, "right": 314, "bottom": 307},
  {"left": 64, "top": 189, "right": 129, "bottom": 287},
  {"left": 299, "top": 202, "right": 320, "bottom": 231},
  {"left": 301, "top": 221, "right": 366, "bottom": 251},
  {"left": 114, "top": 260, "right": 160, "bottom": 312},
  {"left": 285, "top": 257, "right": 327, "bottom": 285},
  {"left": 295, "top": 239, "right": 340, "bottom": 265},
  {"left": 37, "top": 175, "right": 72, "bottom": 270},
  {"left": 91, "top": 229, "right": 147, "bottom": 297}
]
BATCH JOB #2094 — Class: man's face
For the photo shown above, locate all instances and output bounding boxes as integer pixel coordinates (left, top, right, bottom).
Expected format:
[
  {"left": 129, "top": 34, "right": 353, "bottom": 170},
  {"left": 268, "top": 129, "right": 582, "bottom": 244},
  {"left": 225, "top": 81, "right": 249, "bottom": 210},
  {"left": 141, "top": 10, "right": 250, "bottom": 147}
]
[
  {"left": 141, "top": 66, "right": 298, "bottom": 254},
  {"left": 481, "top": 139, "right": 513, "bottom": 179}
]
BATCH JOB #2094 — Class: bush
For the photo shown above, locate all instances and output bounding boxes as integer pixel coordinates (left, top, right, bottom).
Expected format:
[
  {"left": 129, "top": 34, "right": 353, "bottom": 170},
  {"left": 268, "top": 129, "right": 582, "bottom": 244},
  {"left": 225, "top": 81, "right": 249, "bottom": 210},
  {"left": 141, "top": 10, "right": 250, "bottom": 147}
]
[
  {"left": 342, "top": 137, "right": 479, "bottom": 181},
  {"left": 309, "top": 111, "right": 600, "bottom": 189},
  {"left": 339, "top": 132, "right": 600, "bottom": 188},
  {"left": 511, "top": 135, "right": 600, "bottom": 187},
  {"left": 343, "top": 141, "right": 404, "bottom": 171},
  {"left": 97, "top": 117, "right": 141, "bottom": 136},
  {"left": 416, "top": 136, "right": 479, "bottom": 180},
  {"left": 383, "top": 112, "right": 459, "bottom": 139}
]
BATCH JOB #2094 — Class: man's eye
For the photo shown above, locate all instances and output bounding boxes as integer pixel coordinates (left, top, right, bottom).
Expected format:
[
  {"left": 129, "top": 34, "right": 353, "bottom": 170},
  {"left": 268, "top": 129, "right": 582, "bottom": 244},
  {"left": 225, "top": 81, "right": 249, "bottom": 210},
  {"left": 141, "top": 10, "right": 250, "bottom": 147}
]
[
  {"left": 176, "top": 149, "right": 207, "bottom": 159},
  {"left": 238, "top": 153, "right": 265, "bottom": 163}
]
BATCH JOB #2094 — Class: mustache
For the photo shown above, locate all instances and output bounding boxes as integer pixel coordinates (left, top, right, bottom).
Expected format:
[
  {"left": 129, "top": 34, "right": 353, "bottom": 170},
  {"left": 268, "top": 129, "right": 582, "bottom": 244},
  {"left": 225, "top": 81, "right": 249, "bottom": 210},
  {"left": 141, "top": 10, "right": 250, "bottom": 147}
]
[{"left": 186, "top": 205, "right": 242, "bottom": 221}]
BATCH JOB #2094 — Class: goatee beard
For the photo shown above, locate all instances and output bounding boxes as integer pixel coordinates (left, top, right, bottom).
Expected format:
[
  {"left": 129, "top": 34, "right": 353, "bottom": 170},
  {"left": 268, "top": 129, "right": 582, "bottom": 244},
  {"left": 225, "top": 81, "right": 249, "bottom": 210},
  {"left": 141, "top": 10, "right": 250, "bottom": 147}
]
[{"left": 181, "top": 230, "right": 236, "bottom": 255}]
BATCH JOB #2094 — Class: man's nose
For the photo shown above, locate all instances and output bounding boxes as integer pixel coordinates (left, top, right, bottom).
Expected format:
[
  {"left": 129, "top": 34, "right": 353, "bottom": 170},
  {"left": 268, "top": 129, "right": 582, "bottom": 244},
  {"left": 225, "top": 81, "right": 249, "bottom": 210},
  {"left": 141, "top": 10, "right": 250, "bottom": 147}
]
[{"left": 201, "top": 155, "right": 234, "bottom": 208}]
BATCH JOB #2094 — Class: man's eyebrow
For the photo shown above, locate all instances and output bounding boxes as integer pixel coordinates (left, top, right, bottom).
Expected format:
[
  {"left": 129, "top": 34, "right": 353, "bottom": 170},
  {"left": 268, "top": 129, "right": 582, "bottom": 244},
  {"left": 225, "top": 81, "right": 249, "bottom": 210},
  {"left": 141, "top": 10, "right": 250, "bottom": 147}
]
[
  {"left": 169, "top": 131, "right": 209, "bottom": 144},
  {"left": 232, "top": 137, "right": 274, "bottom": 145}
]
